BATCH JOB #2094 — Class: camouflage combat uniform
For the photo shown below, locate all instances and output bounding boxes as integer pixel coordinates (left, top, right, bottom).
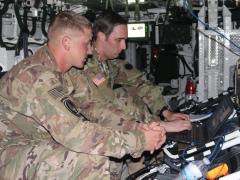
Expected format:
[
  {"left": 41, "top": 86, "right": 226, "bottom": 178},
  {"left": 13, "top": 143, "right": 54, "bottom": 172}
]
[
  {"left": 84, "top": 52, "right": 166, "bottom": 122},
  {"left": 0, "top": 46, "right": 146, "bottom": 180},
  {"left": 79, "top": 52, "right": 167, "bottom": 178},
  {"left": 108, "top": 58, "right": 166, "bottom": 116}
]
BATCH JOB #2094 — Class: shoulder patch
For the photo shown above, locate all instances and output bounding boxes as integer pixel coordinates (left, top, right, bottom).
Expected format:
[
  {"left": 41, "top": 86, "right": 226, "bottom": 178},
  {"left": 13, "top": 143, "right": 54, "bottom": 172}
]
[
  {"left": 48, "top": 85, "right": 68, "bottom": 100},
  {"left": 124, "top": 63, "right": 133, "bottom": 70},
  {"left": 61, "top": 97, "right": 88, "bottom": 120},
  {"left": 47, "top": 86, "right": 88, "bottom": 120},
  {"left": 61, "top": 97, "right": 79, "bottom": 116}
]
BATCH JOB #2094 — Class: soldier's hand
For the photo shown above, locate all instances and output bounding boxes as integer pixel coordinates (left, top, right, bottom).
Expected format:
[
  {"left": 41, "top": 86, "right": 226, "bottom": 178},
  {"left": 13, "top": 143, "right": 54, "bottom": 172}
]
[
  {"left": 148, "top": 122, "right": 164, "bottom": 131},
  {"left": 137, "top": 122, "right": 165, "bottom": 131},
  {"left": 140, "top": 122, "right": 167, "bottom": 153},
  {"left": 137, "top": 123, "right": 151, "bottom": 131},
  {"left": 160, "top": 120, "right": 192, "bottom": 132},
  {"left": 149, "top": 123, "right": 166, "bottom": 152},
  {"left": 163, "top": 110, "right": 190, "bottom": 122},
  {"left": 141, "top": 125, "right": 166, "bottom": 153}
]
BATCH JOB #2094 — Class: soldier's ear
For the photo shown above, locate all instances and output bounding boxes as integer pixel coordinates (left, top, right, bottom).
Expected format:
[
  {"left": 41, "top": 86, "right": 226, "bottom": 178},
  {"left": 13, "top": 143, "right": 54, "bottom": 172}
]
[{"left": 62, "top": 35, "right": 71, "bottom": 51}]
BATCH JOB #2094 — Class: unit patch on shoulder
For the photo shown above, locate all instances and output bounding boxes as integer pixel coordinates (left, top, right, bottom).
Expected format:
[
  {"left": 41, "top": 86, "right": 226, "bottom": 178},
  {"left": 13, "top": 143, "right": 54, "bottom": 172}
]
[
  {"left": 61, "top": 97, "right": 79, "bottom": 116},
  {"left": 48, "top": 86, "right": 87, "bottom": 120},
  {"left": 61, "top": 97, "right": 88, "bottom": 120}
]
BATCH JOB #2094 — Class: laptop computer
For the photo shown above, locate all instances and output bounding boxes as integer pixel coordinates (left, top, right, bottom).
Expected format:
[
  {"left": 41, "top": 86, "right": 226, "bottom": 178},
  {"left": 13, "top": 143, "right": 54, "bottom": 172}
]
[{"left": 167, "top": 95, "right": 235, "bottom": 145}]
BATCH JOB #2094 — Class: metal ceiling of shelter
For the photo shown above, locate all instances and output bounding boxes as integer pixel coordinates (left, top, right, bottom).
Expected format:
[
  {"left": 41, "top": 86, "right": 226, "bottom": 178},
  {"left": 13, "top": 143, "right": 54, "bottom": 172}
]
[{"left": 64, "top": 0, "right": 163, "bottom": 11}]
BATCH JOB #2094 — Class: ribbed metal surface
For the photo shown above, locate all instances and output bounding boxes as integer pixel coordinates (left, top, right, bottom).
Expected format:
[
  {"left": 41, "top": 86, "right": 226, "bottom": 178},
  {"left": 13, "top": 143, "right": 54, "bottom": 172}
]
[
  {"left": 230, "top": 34, "right": 240, "bottom": 53},
  {"left": 198, "top": 5, "right": 240, "bottom": 101},
  {"left": 65, "top": 0, "right": 161, "bottom": 11}
]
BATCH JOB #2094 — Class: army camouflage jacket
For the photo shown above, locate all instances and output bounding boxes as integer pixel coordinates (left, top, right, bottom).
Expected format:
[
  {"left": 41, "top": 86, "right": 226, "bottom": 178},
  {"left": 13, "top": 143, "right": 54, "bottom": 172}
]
[
  {"left": 66, "top": 64, "right": 154, "bottom": 129},
  {"left": 0, "top": 46, "right": 146, "bottom": 159},
  {"left": 84, "top": 53, "right": 166, "bottom": 121}
]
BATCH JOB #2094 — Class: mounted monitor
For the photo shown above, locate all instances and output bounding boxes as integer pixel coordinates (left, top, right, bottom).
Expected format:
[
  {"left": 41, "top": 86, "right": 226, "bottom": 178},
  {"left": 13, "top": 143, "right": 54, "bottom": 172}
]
[
  {"left": 127, "top": 22, "right": 148, "bottom": 41},
  {"left": 127, "top": 0, "right": 145, "bottom": 3}
]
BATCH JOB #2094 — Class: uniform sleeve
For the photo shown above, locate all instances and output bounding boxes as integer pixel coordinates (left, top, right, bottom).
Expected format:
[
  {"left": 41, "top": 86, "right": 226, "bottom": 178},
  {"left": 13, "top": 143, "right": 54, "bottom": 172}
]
[
  {"left": 12, "top": 70, "right": 145, "bottom": 159},
  {"left": 68, "top": 69, "right": 143, "bottom": 131},
  {"left": 112, "top": 60, "right": 167, "bottom": 115}
]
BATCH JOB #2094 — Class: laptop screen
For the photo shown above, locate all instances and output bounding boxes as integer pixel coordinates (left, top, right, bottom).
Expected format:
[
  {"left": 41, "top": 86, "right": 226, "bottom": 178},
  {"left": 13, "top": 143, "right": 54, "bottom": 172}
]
[{"left": 207, "top": 95, "right": 234, "bottom": 138}]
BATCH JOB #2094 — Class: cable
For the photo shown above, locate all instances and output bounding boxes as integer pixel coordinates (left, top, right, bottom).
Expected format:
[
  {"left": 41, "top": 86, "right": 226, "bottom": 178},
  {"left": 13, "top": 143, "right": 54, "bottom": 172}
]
[
  {"left": 164, "top": 157, "right": 181, "bottom": 172},
  {"left": 34, "top": 0, "right": 41, "bottom": 9},
  {"left": 214, "top": 145, "right": 240, "bottom": 172},
  {"left": 14, "top": 0, "right": 30, "bottom": 58},
  {"left": 28, "top": 48, "right": 33, "bottom": 55},
  {"left": 181, "top": 144, "right": 195, "bottom": 163},
  {"left": 14, "top": 0, "right": 25, "bottom": 32},
  {"left": 208, "top": 136, "right": 224, "bottom": 163},
  {"left": 23, "top": 6, "right": 37, "bottom": 36},
  {"left": 159, "top": 0, "right": 172, "bottom": 49},
  {"left": 0, "top": 0, "right": 10, "bottom": 14},
  {"left": 28, "top": 41, "right": 46, "bottom": 46},
  {"left": 125, "top": 164, "right": 155, "bottom": 180},
  {"left": 125, "top": 155, "right": 178, "bottom": 179},
  {"left": 0, "top": 0, "right": 16, "bottom": 50},
  {"left": 177, "top": 54, "right": 194, "bottom": 76},
  {"left": 41, "top": 1, "right": 57, "bottom": 38},
  {"left": 183, "top": 0, "right": 240, "bottom": 55},
  {"left": 41, "top": 1, "right": 49, "bottom": 38},
  {"left": 192, "top": 23, "right": 199, "bottom": 77},
  {"left": 105, "top": 0, "right": 114, "bottom": 11}
]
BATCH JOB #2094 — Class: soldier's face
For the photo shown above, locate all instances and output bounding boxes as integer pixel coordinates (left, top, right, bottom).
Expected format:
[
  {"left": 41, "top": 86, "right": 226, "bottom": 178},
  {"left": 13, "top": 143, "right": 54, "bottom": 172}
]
[
  {"left": 101, "top": 24, "right": 127, "bottom": 60},
  {"left": 70, "top": 28, "right": 92, "bottom": 68}
]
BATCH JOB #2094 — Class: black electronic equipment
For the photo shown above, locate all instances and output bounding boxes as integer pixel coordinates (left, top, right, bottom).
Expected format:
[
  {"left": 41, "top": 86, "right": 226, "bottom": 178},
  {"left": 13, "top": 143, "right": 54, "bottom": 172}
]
[
  {"left": 167, "top": 95, "right": 235, "bottom": 145},
  {"left": 158, "top": 23, "right": 191, "bottom": 44},
  {"left": 151, "top": 45, "right": 179, "bottom": 84},
  {"left": 176, "top": 90, "right": 236, "bottom": 114}
]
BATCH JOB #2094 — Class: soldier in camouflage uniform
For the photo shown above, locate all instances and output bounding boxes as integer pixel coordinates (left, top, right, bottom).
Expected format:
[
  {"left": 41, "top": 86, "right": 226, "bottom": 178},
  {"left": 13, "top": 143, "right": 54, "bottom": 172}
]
[
  {"left": 85, "top": 11, "right": 191, "bottom": 132},
  {"left": 0, "top": 11, "right": 166, "bottom": 180},
  {"left": 78, "top": 11, "right": 191, "bottom": 178}
]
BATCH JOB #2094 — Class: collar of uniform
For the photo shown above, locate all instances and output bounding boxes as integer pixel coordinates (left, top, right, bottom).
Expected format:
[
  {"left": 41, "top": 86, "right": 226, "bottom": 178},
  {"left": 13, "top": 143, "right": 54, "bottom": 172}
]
[
  {"left": 92, "top": 48, "right": 100, "bottom": 60},
  {"left": 92, "top": 48, "right": 104, "bottom": 64},
  {"left": 41, "top": 46, "right": 72, "bottom": 94},
  {"left": 43, "top": 45, "right": 58, "bottom": 71},
  {"left": 91, "top": 48, "right": 109, "bottom": 73}
]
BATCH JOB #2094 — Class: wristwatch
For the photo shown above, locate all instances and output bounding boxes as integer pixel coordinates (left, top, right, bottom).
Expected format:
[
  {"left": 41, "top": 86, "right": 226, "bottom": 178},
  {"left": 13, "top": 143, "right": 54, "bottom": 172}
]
[{"left": 159, "top": 106, "right": 169, "bottom": 120}]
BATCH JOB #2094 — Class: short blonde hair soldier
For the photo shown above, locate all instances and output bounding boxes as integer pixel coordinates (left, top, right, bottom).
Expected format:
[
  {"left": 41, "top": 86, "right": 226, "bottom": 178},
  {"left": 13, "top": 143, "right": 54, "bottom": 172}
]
[{"left": 0, "top": 11, "right": 162, "bottom": 180}]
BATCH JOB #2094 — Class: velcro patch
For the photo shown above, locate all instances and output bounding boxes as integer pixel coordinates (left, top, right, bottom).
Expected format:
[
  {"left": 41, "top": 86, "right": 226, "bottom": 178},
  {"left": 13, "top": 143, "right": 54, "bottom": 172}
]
[
  {"left": 92, "top": 73, "right": 106, "bottom": 86},
  {"left": 48, "top": 85, "right": 68, "bottom": 100}
]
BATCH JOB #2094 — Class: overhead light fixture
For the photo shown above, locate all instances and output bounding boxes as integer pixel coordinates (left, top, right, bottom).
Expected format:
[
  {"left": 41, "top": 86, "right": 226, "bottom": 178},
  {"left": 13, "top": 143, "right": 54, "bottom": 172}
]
[{"left": 126, "top": 0, "right": 145, "bottom": 4}]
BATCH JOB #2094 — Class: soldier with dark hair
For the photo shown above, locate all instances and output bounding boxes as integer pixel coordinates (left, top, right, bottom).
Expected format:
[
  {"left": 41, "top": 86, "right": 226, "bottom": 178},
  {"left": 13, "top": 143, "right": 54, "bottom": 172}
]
[
  {"left": 0, "top": 11, "right": 166, "bottom": 180},
  {"left": 86, "top": 10, "right": 191, "bottom": 139}
]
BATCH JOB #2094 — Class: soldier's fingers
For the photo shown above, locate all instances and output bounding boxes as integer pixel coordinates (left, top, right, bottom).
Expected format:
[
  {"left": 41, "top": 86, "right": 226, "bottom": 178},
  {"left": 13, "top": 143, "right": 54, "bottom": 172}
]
[
  {"left": 183, "top": 121, "right": 192, "bottom": 130},
  {"left": 138, "top": 123, "right": 151, "bottom": 131},
  {"left": 149, "top": 123, "right": 165, "bottom": 131},
  {"left": 175, "top": 113, "right": 190, "bottom": 121},
  {"left": 156, "top": 136, "right": 166, "bottom": 149}
]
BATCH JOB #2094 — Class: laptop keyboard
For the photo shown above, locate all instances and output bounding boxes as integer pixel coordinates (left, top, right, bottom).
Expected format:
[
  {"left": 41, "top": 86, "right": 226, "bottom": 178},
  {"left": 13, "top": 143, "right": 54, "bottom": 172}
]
[
  {"left": 174, "top": 122, "right": 207, "bottom": 143},
  {"left": 167, "top": 95, "right": 235, "bottom": 145}
]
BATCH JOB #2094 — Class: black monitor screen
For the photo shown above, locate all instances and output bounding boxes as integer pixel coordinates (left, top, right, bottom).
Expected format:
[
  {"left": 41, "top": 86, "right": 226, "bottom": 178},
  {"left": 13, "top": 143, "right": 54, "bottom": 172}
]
[{"left": 207, "top": 95, "right": 234, "bottom": 138}]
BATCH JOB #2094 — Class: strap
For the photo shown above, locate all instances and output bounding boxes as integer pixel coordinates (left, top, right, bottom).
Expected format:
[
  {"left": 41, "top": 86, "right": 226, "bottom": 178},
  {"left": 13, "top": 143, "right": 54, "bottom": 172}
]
[{"left": 105, "top": 0, "right": 114, "bottom": 10}]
